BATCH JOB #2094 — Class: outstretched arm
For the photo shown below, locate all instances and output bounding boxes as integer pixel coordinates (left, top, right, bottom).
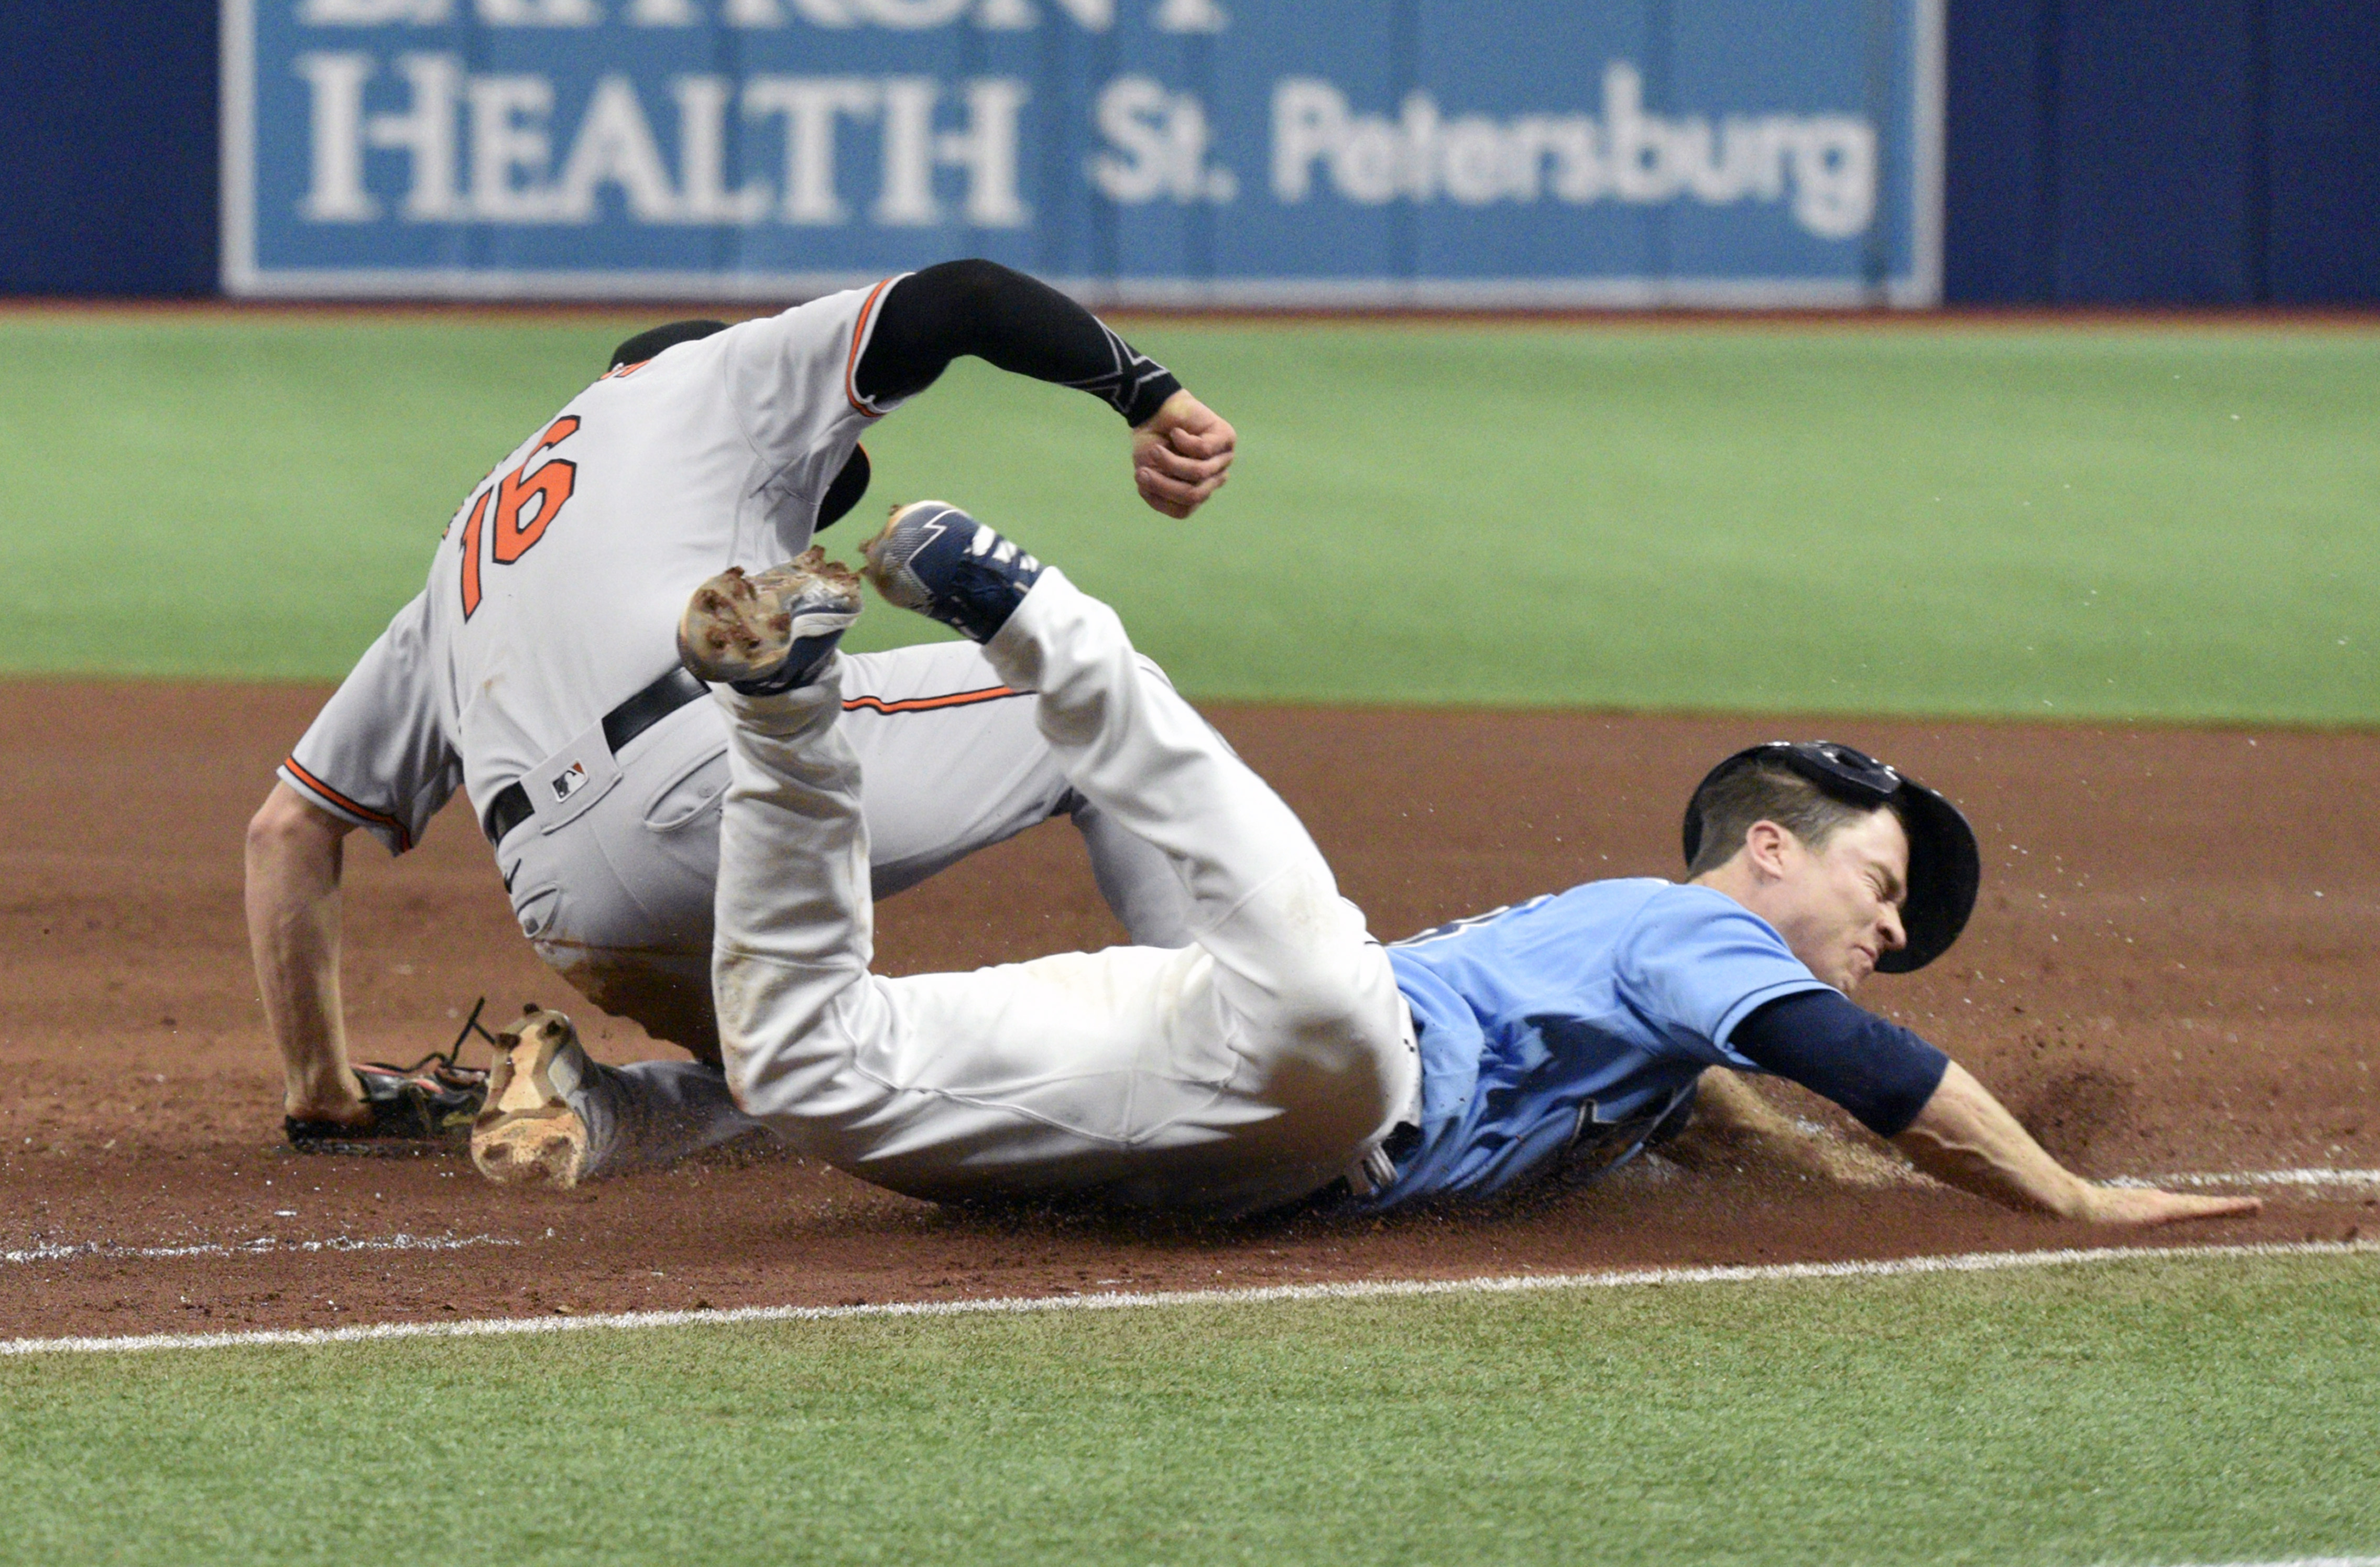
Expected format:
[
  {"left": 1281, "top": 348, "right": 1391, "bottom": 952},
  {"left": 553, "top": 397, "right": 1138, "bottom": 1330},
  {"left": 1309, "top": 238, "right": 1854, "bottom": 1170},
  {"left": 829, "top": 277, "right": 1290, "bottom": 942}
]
[
  {"left": 1893, "top": 1060, "right": 2259, "bottom": 1225},
  {"left": 857, "top": 259, "right": 1236, "bottom": 518},
  {"left": 1732, "top": 989, "right": 2258, "bottom": 1226},
  {"left": 244, "top": 783, "right": 368, "bottom": 1126}
]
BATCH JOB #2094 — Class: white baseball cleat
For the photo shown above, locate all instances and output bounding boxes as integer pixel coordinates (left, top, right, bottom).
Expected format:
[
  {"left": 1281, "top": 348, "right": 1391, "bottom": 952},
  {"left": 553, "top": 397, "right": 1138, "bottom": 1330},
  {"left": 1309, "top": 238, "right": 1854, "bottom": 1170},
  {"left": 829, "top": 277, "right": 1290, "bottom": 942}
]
[
  {"left": 675, "top": 546, "right": 863, "bottom": 693},
  {"left": 471, "top": 1006, "right": 598, "bottom": 1189}
]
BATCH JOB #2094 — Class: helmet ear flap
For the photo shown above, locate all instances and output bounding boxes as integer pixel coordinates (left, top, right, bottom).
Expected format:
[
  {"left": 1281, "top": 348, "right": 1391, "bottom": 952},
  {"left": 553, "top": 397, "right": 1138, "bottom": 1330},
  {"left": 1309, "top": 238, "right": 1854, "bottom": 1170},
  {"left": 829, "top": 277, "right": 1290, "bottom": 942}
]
[{"left": 1873, "top": 781, "right": 1980, "bottom": 973}]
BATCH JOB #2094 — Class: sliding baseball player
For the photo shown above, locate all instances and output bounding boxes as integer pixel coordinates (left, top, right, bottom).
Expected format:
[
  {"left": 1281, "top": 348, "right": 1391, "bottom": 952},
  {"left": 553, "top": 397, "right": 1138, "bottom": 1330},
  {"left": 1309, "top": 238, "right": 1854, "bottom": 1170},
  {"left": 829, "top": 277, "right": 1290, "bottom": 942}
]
[
  {"left": 246, "top": 262, "right": 1229, "bottom": 1173},
  {"left": 473, "top": 500, "right": 2259, "bottom": 1228}
]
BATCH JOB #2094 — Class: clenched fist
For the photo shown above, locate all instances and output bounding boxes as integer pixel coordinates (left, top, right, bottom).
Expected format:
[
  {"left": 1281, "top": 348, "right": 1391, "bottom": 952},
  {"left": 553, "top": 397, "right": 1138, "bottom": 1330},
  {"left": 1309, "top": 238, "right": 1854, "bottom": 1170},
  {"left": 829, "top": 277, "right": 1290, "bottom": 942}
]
[{"left": 1132, "top": 389, "right": 1237, "bottom": 519}]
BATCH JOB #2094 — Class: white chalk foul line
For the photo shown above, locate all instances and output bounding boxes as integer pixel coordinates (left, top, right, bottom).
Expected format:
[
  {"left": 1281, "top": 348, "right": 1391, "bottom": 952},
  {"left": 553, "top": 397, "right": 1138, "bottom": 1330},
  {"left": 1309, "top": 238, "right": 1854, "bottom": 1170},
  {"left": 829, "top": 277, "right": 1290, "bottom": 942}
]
[
  {"left": 3, "top": 1237, "right": 2371, "bottom": 1359},
  {"left": 2161, "top": 1559, "right": 2380, "bottom": 1567},
  {"left": 0, "top": 1234, "right": 519, "bottom": 1267},
  {"left": 2114, "top": 1169, "right": 2380, "bottom": 1192}
]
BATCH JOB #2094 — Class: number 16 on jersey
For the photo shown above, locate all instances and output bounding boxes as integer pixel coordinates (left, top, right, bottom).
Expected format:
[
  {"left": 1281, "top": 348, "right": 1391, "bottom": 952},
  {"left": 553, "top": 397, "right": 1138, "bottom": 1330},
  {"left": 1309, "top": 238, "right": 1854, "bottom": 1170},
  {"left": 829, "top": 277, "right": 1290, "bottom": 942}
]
[{"left": 456, "top": 417, "right": 580, "bottom": 618}]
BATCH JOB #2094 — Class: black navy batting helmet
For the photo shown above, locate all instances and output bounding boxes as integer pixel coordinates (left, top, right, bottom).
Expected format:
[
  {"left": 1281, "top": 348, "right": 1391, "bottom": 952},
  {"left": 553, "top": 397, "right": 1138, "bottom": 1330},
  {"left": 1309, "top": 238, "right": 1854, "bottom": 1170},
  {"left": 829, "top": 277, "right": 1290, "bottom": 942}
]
[{"left": 1682, "top": 741, "right": 1981, "bottom": 973}]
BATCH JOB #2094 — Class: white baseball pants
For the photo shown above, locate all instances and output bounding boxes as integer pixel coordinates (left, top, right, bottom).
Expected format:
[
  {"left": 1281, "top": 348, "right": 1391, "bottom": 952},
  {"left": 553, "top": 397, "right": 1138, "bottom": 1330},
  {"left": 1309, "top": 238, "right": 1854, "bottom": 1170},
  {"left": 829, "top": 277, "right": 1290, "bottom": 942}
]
[
  {"left": 503, "top": 639, "right": 1196, "bottom": 1182},
  {"left": 700, "top": 570, "right": 1417, "bottom": 1216}
]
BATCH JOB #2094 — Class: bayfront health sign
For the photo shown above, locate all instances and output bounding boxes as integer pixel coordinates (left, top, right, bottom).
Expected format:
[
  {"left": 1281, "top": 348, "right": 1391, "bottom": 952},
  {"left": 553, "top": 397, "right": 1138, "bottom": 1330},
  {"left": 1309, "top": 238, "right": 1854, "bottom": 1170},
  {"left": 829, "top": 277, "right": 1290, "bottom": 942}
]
[{"left": 223, "top": 0, "right": 1942, "bottom": 304}]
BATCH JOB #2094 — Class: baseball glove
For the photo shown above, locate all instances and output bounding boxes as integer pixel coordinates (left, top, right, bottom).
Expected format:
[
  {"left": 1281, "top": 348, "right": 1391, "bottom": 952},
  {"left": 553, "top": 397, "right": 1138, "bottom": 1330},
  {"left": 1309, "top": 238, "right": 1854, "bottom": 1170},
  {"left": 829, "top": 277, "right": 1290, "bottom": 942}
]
[{"left": 283, "top": 999, "right": 496, "bottom": 1153}]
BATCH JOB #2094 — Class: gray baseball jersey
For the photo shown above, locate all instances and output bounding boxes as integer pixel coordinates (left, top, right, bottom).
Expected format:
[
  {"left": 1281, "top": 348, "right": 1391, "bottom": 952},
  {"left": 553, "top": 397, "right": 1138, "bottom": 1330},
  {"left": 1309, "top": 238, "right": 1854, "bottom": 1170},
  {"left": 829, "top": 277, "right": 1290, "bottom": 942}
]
[
  {"left": 278, "top": 282, "right": 1189, "bottom": 1057},
  {"left": 281, "top": 281, "right": 903, "bottom": 844}
]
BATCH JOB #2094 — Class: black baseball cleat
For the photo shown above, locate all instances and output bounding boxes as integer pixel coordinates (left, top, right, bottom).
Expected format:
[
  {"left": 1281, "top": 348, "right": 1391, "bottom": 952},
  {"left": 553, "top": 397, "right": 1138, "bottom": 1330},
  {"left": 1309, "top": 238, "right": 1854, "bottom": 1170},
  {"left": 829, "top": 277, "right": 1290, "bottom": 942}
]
[
  {"left": 676, "top": 547, "right": 863, "bottom": 693},
  {"left": 861, "top": 500, "right": 1045, "bottom": 645}
]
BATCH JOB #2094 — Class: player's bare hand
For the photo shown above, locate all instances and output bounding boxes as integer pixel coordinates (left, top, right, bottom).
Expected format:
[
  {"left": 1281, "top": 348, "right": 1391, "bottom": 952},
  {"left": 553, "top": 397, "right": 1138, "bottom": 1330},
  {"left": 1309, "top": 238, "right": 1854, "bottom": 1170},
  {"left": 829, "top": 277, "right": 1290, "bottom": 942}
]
[
  {"left": 1132, "top": 389, "right": 1237, "bottom": 518},
  {"left": 284, "top": 1084, "right": 373, "bottom": 1128},
  {"left": 2068, "top": 1184, "right": 2263, "bottom": 1226}
]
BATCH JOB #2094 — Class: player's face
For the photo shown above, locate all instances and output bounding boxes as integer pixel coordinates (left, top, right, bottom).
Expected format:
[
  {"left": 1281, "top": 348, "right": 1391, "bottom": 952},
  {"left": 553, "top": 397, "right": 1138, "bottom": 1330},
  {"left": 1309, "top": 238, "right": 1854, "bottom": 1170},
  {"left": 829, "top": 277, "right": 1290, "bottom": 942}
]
[{"left": 1769, "top": 809, "right": 1910, "bottom": 993}]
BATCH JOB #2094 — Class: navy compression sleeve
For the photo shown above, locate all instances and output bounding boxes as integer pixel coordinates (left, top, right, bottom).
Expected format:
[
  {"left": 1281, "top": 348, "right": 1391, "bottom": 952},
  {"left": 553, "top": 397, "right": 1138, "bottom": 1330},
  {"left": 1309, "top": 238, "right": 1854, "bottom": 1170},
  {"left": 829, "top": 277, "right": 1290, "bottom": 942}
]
[
  {"left": 855, "top": 259, "right": 1182, "bottom": 424},
  {"left": 1729, "top": 989, "right": 1950, "bottom": 1138}
]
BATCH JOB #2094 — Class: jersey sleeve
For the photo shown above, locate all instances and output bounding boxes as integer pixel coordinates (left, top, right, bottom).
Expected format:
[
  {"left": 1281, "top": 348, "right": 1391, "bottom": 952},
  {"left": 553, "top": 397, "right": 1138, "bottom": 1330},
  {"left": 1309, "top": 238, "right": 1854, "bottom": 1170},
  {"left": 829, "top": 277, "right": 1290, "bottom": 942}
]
[
  {"left": 278, "top": 590, "right": 461, "bottom": 857},
  {"left": 721, "top": 278, "right": 910, "bottom": 475},
  {"left": 1614, "top": 886, "right": 1836, "bottom": 1068},
  {"left": 1729, "top": 989, "right": 1950, "bottom": 1136},
  {"left": 850, "top": 259, "right": 1183, "bottom": 423}
]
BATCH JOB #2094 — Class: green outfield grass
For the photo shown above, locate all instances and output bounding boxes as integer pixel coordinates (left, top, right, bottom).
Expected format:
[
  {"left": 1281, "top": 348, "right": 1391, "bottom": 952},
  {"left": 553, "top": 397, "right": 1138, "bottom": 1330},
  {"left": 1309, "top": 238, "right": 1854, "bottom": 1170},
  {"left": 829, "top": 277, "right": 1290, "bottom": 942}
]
[
  {"left": 4, "top": 1252, "right": 2374, "bottom": 1567},
  {"left": 0, "top": 314, "right": 2370, "bottom": 722}
]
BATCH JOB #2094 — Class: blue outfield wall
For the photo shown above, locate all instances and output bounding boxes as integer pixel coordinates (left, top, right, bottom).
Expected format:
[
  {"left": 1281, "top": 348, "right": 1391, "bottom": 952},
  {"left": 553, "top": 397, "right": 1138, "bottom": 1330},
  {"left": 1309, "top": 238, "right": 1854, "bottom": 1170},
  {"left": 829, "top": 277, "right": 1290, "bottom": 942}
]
[
  {"left": 0, "top": 0, "right": 2374, "bottom": 302},
  {"left": 0, "top": 1, "right": 221, "bottom": 296},
  {"left": 218, "top": 0, "right": 1938, "bottom": 306},
  {"left": 1944, "top": 0, "right": 2380, "bottom": 304}
]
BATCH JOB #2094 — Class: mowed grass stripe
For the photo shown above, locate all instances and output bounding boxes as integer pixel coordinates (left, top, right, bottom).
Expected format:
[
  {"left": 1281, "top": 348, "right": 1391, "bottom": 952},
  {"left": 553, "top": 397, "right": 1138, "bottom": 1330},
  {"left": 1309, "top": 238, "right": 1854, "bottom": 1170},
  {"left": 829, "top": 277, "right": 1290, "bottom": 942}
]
[
  {"left": 0, "top": 317, "right": 2371, "bottom": 721},
  {"left": 1, "top": 1250, "right": 2374, "bottom": 1567}
]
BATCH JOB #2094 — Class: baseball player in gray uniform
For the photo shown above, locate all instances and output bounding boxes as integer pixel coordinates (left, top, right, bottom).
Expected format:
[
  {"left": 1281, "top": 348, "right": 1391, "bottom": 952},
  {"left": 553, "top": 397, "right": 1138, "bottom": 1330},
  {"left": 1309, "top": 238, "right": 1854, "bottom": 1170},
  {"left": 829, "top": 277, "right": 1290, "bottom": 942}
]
[{"left": 245, "top": 261, "right": 1232, "bottom": 1179}]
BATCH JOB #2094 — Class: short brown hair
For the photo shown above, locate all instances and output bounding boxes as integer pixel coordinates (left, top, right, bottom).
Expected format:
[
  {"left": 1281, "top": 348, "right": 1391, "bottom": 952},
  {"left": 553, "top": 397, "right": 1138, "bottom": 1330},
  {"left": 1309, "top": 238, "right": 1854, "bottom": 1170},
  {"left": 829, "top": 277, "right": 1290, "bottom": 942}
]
[{"left": 1685, "top": 761, "right": 1892, "bottom": 878}]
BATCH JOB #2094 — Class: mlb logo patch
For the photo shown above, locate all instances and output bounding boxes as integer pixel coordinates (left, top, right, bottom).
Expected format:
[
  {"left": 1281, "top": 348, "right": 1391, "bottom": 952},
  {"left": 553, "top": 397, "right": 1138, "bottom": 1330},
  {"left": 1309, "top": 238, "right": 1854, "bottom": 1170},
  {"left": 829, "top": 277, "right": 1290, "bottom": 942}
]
[{"left": 523, "top": 721, "right": 620, "bottom": 831}]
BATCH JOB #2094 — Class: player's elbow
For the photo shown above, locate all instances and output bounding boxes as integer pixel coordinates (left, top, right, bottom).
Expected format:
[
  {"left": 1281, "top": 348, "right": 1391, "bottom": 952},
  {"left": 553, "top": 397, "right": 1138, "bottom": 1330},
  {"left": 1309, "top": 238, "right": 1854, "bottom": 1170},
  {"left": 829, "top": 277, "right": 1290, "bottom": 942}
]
[
  {"left": 917, "top": 256, "right": 1009, "bottom": 293},
  {"left": 903, "top": 256, "right": 1021, "bottom": 322},
  {"left": 246, "top": 790, "right": 305, "bottom": 853},
  {"left": 246, "top": 786, "right": 348, "bottom": 872}
]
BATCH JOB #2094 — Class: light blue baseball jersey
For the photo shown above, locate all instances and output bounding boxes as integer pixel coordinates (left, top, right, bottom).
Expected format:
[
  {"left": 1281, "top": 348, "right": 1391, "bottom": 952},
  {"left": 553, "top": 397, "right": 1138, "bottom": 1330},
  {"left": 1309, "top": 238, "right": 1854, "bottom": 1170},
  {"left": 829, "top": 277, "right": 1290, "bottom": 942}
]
[{"left": 1363, "top": 878, "right": 1835, "bottom": 1211}]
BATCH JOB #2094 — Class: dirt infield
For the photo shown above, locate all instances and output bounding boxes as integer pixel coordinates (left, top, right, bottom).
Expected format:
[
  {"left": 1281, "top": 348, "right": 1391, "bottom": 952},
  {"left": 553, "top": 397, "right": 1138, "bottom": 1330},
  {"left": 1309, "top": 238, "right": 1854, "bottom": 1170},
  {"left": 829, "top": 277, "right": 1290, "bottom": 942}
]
[{"left": 2, "top": 679, "right": 2373, "bottom": 1340}]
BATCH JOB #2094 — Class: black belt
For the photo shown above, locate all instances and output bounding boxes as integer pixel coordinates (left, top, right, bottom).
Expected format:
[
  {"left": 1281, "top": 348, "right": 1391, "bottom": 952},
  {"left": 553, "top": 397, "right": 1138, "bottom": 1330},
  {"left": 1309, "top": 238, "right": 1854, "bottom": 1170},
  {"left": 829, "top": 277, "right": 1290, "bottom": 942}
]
[{"left": 482, "top": 666, "right": 709, "bottom": 845}]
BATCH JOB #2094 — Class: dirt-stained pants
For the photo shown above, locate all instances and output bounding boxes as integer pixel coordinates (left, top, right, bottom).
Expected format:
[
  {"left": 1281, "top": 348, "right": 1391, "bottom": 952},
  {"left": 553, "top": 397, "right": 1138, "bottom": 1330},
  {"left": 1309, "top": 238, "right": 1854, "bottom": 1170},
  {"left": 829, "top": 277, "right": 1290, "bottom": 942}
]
[{"left": 706, "top": 570, "right": 1417, "bottom": 1217}]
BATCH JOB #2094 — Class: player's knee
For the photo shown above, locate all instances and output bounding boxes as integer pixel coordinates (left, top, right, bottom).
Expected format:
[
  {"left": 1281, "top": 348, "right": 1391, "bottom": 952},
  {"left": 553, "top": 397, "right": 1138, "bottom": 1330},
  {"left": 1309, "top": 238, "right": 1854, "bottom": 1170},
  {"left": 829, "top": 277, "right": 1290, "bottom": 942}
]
[
  {"left": 1235, "top": 879, "right": 1378, "bottom": 1033},
  {"left": 1255, "top": 932, "right": 1407, "bottom": 1126},
  {"left": 1267, "top": 952, "right": 1395, "bottom": 1066},
  {"left": 1268, "top": 966, "right": 1371, "bottom": 1040},
  {"left": 1263, "top": 999, "right": 1407, "bottom": 1148}
]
